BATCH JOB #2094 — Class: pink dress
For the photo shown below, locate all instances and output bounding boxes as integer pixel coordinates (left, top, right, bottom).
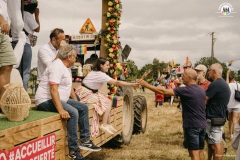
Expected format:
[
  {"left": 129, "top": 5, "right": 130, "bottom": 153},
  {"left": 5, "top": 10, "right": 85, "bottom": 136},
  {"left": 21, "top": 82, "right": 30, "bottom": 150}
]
[{"left": 75, "top": 85, "right": 111, "bottom": 137}]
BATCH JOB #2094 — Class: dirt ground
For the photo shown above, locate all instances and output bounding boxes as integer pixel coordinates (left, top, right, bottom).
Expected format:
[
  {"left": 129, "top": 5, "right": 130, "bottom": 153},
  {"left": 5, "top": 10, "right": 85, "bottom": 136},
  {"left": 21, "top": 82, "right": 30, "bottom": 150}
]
[{"left": 87, "top": 88, "right": 237, "bottom": 160}]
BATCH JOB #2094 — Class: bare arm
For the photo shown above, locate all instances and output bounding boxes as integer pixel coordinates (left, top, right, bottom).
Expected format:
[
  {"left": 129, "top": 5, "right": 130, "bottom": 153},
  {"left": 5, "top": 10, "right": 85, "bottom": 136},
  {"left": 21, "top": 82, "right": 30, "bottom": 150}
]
[
  {"left": 137, "top": 79, "right": 175, "bottom": 96},
  {"left": 50, "top": 84, "right": 70, "bottom": 119},
  {"left": 206, "top": 96, "right": 210, "bottom": 105},
  {"left": 70, "top": 87, "right": 77, "bottom": 101},
  {"left": 226, "top": 69, "right": 230, "bottom": 84},
  {"left": 33, "top": 8, "right": 40, "bottom": 32},
  {"left": 108, "top": 79, "right": 139, "bottom": 87},
  {"left": 0, "top": 15, "right": 9, "bottom": 34}
]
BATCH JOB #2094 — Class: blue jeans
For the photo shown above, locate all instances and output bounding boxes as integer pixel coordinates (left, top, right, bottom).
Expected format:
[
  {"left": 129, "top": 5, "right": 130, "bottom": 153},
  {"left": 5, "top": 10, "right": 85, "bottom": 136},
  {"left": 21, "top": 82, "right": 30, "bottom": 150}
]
[
  {"left": 12, "top": 41, "right": 32, "bottom": 91},
  {"left": 37, "top": 99, "right": 90, "bottom": 151},
  {"left": 184, "top": 128, "right": 206, "bottom": 150}
]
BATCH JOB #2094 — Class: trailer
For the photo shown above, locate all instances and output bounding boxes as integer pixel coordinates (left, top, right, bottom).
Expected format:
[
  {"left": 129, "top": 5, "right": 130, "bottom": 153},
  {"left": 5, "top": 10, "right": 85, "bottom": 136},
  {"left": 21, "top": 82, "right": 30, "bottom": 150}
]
[{"left": 0, "top": 0, "right": 148, "bottom": 159}]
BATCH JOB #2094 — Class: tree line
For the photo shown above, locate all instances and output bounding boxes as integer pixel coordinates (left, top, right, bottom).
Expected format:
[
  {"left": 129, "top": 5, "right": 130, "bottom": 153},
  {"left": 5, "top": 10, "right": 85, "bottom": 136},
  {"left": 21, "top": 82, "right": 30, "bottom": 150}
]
[
  {"left": 124, "top": 57, "right": 240, "bottom": 83},
  {"left": 30, "top": 56, "right": 240, "bottom": 84}
]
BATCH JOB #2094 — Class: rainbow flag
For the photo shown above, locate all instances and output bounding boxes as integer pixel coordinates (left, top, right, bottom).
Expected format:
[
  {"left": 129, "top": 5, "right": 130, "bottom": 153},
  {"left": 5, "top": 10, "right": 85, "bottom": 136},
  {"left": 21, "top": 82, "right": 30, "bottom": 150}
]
[
  {"left": 79, "top": 44, "right": 87, "bottom": 55},
  {"left": 74, "top": 44, "right": 87, "bottom": 55},
  {"left": 108, "top": 96, "right": 118, "bottom": 108},
  {"left": 24, "top": 0, "right": 37, "bottom": 5}
]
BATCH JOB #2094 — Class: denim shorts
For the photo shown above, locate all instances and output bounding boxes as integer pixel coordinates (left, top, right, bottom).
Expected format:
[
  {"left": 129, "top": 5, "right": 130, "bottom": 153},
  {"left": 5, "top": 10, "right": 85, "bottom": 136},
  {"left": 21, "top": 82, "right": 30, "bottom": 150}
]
[
  {"left": 206, "top": 119, "right": 223, "bottom": 144},
  {"left": 184, "top": 128, "right": 206, "bottom": 150},
  {"left": 227, "top": 107, "right": 240, "bottom": 113}
]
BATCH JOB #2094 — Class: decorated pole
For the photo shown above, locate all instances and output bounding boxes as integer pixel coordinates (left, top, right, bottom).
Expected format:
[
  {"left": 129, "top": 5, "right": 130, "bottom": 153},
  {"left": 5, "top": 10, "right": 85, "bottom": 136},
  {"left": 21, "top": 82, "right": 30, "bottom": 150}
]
[
  {"left": 100, "top": 0, "right": 122, "bottom": 95},
  {"left": 100, "top": 0, "right": 108, "bottom": 58}
]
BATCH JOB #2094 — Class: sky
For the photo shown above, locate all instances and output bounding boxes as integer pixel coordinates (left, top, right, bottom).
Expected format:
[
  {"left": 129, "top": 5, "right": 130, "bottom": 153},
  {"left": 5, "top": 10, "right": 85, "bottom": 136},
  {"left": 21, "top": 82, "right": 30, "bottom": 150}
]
[{"left": 32, "top": 0, "right": 240, "bottom": 70}]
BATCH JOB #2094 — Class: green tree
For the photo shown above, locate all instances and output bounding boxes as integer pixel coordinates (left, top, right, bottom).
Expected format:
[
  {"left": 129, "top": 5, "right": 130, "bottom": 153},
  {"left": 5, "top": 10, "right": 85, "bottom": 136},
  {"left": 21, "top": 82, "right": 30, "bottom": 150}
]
[
  {"left": 138, "top": 58, "right": 167, "bottom": 83},
  {"left": 29, "top": 67, "right": 37, "bottom": 81},
  {"left": 237, "top": 70, "right": 240, "bottom": 82},
  {"left": 125, "top": 59, "right": 138, "bottom": 81},
  {"left": 138, "top": 63, "right": 152, "bottom": 82}
]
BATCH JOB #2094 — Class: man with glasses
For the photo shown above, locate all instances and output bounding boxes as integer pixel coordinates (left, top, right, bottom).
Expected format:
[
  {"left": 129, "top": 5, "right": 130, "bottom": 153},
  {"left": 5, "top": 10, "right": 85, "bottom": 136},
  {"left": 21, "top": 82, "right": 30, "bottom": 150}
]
[
  {"left": 37, "top": 28, "right": 66, "bottom": 81},
  {"left": 194, "top": 64, "right": 211, "bottom": 91},
  {"left": 35, "top": 45, "right": 101, "bottom": 160},
  {"left": 205, "top": 63, "right": 230, "bottom": 160}
]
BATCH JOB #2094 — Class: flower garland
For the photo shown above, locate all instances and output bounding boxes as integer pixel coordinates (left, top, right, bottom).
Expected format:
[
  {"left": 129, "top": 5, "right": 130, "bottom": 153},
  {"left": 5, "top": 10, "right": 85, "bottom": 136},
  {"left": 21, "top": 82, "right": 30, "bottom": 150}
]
[{"left": 104, "top": 0, "right": 122, "bottom": 95}]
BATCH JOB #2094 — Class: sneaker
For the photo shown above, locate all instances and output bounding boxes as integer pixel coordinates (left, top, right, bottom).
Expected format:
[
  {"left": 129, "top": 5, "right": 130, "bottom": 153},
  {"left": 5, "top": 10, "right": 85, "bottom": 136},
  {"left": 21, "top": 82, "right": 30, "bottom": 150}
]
[
  {"left": 68, "top": 150, "right": 86, "bottom": 160},
  {"left": 108, "top": 125, "right": 117, "bottom": 132},
  {"left": 100, "top": 124, "right": 114, "bottom": 134},
  {"left": 79, "top": 140, "right": 101, "bottom": 152}
]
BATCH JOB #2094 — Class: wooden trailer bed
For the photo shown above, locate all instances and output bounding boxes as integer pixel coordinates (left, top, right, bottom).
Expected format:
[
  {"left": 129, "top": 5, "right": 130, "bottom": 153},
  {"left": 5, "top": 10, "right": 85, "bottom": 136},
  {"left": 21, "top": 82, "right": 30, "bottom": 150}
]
[{"left": 0, "top": 97, "right": 123, "bottom": 160}]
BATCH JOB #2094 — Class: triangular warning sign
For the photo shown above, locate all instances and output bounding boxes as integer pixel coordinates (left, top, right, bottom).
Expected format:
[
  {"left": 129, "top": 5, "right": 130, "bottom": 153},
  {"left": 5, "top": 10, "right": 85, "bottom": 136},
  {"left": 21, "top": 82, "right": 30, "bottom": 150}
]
[{"left": 79, "top": 18, "right": 97, "bottom": 34}]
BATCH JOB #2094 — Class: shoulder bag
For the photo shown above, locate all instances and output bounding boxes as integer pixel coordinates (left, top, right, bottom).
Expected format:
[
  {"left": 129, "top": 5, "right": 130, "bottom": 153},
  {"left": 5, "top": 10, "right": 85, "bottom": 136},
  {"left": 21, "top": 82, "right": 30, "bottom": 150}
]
[
  {"left": 235, "top": 82, "right": 240, "bottom": 102},
  {"left": 23, "top": 29, "right": 38, "bottom": 47},
  {"left": 211, "top": 118, "right": 226, "bottom": 126}
]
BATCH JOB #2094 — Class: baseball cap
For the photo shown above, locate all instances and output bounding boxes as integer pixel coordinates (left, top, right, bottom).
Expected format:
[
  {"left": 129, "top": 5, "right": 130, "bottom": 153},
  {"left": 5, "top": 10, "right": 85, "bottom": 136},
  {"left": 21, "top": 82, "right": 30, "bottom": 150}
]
[{"left": 195, "top": 64, "right": 207, "bottom": 73}]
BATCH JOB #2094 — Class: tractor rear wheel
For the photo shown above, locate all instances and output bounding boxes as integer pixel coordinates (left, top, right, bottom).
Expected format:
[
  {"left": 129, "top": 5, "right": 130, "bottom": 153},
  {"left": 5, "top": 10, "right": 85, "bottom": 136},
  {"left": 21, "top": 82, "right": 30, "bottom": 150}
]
[
  {"left": 106, "top": 86, "right": 134, "bottom": 147},
  {"left": 133, "top": 95, "right": 147, "bottom": 134},
  {"left": 120, "top": 86, "right": 134, "bottom": 144}
]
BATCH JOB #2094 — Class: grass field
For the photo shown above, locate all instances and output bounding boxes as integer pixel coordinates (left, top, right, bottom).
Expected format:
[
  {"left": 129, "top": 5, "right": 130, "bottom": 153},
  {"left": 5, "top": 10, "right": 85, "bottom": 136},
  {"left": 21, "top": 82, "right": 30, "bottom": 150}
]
[{"left": 87, "top": 89, "right": 237, "bottom": 160}]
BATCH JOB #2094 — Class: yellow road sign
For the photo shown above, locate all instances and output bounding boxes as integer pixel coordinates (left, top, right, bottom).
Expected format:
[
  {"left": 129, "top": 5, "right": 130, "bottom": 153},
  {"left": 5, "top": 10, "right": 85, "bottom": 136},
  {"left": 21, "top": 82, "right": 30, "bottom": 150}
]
[{"left": 80, "top": 18, "right": 97, "bottom": 34}]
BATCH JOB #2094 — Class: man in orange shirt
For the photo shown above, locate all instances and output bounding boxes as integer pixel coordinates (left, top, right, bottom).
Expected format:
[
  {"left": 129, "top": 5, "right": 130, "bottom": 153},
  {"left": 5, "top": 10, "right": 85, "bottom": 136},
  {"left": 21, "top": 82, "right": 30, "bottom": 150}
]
[{"left": 194, "top": 64, "right": 211, "bottom": 91}]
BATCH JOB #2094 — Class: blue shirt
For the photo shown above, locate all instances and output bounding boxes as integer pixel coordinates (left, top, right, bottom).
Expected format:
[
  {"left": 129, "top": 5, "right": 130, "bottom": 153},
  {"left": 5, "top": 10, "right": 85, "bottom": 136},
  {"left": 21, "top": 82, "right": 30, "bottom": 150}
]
[{"left": 174, "top": 84, "right": 206, "bottom": 128}]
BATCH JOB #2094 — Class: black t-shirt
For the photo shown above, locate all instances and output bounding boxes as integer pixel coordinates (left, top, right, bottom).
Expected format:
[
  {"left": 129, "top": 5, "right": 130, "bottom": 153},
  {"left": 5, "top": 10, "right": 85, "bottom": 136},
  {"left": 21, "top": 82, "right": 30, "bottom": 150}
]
[
  {"left": 174, "top": 84, "right": 206, "bottom": 128},
  {"left": 206, "top": 78, "right": 230, "bottom": 119}
]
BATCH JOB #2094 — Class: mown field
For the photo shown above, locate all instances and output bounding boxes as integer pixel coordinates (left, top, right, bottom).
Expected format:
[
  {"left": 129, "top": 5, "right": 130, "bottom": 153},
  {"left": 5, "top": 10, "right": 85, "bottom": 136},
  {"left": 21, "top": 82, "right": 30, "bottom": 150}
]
[{"left": 87, "top": 89, "right": 237, "bottom": 160}]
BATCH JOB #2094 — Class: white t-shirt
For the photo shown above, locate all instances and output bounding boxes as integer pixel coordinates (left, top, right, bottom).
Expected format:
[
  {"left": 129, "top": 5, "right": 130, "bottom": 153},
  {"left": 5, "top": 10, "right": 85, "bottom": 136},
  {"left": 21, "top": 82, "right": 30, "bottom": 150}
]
[
  {"left": 35, "top": 59, "right": 72, "bottom": 105},
  {"left": 227, "top": 82, "right": 240, "bottom": 109},
  {"left": 83, "top": 71, "right": 112, "bottom": 90},
  {"left": 37, "top": 42, "right": 58, "bottom": 81},
  {"left": 11, "top": 11, "right": 38, "bottom": 44}
]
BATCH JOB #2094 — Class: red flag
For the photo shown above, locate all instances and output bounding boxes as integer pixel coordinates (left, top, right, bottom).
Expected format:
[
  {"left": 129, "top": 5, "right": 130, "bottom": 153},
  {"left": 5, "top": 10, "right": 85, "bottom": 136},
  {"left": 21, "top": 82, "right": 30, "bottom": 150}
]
[{"left": 186, "top": 56, "right": 189, "bottom": 66}]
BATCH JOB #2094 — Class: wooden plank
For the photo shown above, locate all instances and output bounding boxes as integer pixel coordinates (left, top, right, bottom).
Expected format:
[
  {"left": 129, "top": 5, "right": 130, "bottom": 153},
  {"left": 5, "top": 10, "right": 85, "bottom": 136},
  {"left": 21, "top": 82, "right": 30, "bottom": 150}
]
[
  {"left": 41, "top": 119, "right": 64, "bottom": 136},
  {"left": 52, "top": 127, "right": 66, "bottom": 141},
  {"left": 55, "top": 149, "right": 64, "bottom": 160},
  {"left": 13, "top": 123, "right": 41, "bottom": 145},
  {"left": 41, "top": 114, "right": 62, "bottom": 125},
  {"left": 55, "top": 139, "right": 65, "bottom": 154},
  {"left": 0, "top": 129, "right": 14, "bottom": 150},
  {"left": 0, "top": 96, "right": 123, "bottom": 160}
]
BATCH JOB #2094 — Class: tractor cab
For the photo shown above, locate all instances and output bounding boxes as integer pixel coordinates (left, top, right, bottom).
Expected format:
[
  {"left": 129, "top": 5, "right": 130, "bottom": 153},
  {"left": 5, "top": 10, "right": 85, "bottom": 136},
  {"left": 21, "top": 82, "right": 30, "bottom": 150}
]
[
  {"left": 65, "top": 33, "right": 100, "bottom": 80},
  {"left": 65, "top": 34, "right": 100, "bottom": 66}
]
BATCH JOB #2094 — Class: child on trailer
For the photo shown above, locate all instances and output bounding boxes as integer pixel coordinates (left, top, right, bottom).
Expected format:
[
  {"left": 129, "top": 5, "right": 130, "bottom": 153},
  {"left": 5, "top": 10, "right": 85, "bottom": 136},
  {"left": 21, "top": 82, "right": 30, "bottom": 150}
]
[{"left": 75, "top": 58, "right": 139, "bottom": 136}]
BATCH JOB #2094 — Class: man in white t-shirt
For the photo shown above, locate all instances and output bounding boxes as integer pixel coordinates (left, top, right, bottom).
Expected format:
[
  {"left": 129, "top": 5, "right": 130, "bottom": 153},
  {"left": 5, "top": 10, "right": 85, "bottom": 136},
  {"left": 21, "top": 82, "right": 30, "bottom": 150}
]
[
  {"left": 37, "top": 28, "right": 65, "bottom": 81},
  {"left": 35, "top": 45, "right": 101, "bottom": 160}
]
